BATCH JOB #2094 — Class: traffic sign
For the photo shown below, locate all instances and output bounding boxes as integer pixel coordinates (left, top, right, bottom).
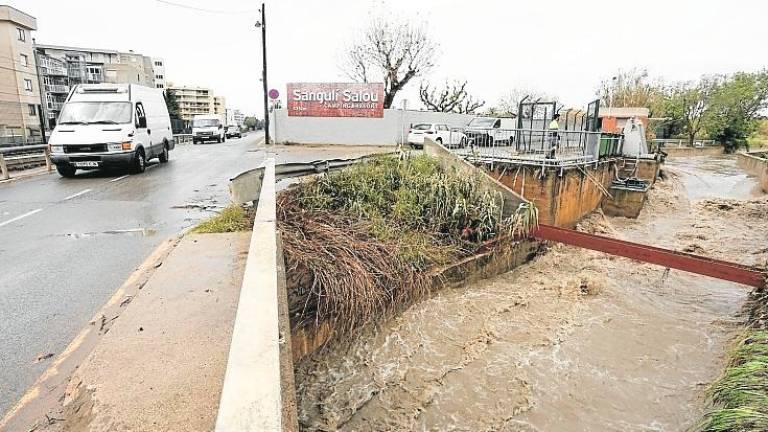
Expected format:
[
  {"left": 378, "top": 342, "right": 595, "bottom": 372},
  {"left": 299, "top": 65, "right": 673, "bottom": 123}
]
[{"left": 268, "top": 89, "right": 279, "bottom": 100}]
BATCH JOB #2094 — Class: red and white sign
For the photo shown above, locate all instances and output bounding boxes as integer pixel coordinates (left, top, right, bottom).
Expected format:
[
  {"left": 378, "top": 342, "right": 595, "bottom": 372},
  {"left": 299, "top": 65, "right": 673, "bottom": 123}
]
[{"left": 287, "top": 82, "right": 385, "bottom": 118}]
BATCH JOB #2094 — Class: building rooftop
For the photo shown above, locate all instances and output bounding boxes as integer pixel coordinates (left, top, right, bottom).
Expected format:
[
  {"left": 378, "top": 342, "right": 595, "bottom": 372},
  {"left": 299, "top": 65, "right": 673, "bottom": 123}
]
[
  {"left": 0, "top": 4, "right": 37, "bottom": 29},
  {"left": 35, "top": 43, "right": 120, "bottom": 55}
]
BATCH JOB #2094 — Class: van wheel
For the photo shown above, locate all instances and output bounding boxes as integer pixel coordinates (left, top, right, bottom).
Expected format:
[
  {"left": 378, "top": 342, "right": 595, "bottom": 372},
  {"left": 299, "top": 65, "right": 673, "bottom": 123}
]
[
  {"left": 159, "top": 144, "right": 169, "bottom": 163},
  {"left": 131, "top": 148, "right": 146, "bottom": 174},
  {"left": 56, "top": 165, "right": 76, "bottom": 178}
]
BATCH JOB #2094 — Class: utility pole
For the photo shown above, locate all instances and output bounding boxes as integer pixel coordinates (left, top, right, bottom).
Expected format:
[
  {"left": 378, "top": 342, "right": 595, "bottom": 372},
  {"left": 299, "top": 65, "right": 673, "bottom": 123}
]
[{"left": 257, "top": 3, "right": 270, "bottom": 145}]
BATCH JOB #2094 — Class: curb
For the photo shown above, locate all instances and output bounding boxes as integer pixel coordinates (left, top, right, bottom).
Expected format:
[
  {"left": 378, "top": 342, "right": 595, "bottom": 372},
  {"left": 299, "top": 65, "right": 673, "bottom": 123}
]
[{"left": 0, "top": 234, "right": 183, "bottom": 432}]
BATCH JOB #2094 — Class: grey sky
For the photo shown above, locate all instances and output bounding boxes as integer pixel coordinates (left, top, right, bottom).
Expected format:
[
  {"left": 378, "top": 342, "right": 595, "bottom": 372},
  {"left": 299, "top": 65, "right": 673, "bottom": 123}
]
[{"left": 19, "top": 0, "right": 768, "bottom": 117}]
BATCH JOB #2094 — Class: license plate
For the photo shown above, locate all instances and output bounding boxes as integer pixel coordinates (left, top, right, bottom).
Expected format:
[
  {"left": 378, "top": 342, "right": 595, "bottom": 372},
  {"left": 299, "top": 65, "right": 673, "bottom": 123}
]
[{"left": 73, "top": 161, "right": 99, "bottom": 168}]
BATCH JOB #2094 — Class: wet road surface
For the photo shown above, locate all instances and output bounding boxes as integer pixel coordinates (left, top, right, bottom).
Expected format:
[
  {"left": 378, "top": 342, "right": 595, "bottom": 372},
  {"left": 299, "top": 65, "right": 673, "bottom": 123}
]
[{"left": 0, "top": 135, "right": 389, "bottom": 416}]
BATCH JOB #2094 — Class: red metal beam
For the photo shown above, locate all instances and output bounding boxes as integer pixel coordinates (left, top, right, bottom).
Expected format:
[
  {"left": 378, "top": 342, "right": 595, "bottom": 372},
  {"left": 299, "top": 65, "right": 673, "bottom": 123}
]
[{"left": 532, "top": 224, "right": 767, "bottom": 288}]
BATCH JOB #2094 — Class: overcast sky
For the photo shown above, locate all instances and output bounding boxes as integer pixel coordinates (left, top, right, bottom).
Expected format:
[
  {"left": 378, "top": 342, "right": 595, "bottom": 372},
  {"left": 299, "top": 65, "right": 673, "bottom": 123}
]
[{"left": 19, "top": 0, "right": 768, "bottom": 117}]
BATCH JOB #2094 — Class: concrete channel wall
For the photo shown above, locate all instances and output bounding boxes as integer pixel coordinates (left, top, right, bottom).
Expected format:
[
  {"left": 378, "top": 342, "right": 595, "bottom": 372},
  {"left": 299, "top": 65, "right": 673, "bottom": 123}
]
[
  {"left": 737, "top": 151, "right": 768, "bottom": 193},
  {"left": 216, "top": 159, "right": 298, "bottom": 432},
  {"left": 663, "top": 146, "right": 723, "bottom": 158},
  {"left": 268, "top": 109, "right": 476, "bottom": 146}
]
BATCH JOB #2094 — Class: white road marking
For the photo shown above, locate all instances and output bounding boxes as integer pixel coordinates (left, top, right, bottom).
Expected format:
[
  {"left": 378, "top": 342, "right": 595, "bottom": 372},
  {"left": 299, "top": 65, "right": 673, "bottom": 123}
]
[
  {"left": 109, "top": 175, "right": 129, "bottom": 183},
  {"left": 0, "top": 208, "right": 42, "bottom": 228},
  {"left": 63, "top": 189, "right": 92, "bottom": 201}
]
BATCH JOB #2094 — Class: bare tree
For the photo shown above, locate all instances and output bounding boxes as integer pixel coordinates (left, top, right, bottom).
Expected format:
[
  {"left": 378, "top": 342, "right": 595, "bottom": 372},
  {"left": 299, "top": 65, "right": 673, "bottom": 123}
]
[
  {"left": 598, "top": 68, "right": 661, "bottom": 109},
  {"left": 419, "top": 80, "right": 485, "bottom": 114},
  {"left": 341, "top": 17, "right": 439, "bottom": 108},
  {"left": 485, "top": 88, "right": 558, "bottom": 117}
]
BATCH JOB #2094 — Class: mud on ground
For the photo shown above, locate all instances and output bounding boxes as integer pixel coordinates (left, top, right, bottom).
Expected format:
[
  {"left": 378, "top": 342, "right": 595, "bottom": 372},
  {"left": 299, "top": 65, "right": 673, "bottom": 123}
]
[{"left": 295, "top": 165, "right": 768, "bottom": 432}]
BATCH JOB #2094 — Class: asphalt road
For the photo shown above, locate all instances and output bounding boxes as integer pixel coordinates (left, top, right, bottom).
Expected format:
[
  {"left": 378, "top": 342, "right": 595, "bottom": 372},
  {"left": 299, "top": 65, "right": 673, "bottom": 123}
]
[{"left": 0, "top": 133, "right": 309, "bottom": 415}]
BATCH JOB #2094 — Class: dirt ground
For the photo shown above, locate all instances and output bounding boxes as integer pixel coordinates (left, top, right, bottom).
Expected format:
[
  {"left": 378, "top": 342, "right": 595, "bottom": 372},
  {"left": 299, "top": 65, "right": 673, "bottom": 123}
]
[{"left": 295, "top": 156, "right": 768, "bottom": 431}]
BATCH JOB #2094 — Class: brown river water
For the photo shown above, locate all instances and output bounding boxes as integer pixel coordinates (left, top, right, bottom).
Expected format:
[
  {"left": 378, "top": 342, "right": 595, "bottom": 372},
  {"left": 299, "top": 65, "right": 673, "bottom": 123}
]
[{"left": 295, "top": 155, "right": 768, "bottom": 432}]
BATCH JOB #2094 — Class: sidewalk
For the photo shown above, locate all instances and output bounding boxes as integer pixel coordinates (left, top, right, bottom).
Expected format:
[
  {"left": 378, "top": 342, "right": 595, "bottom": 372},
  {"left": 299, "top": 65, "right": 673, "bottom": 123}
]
[{"left": 24, "top": 232, "right": 250, "bottom": 432}]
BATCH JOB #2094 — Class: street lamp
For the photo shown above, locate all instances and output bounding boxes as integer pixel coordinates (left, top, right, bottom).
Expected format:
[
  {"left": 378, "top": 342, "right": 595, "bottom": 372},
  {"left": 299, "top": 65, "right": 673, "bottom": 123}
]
[{"left": 255, "top": 4, "right": 270, "bottom": 145}]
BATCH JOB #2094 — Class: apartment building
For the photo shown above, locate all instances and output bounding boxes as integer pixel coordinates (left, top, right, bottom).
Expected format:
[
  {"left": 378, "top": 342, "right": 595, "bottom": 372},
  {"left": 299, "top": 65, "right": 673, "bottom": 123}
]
[
  {"left": 0, "top": 5, "right": 43, "bottom": 143},
  {"left": 168, "top": 84, "right": 227, "bottom": 121},
  {"left": 152, "top": 58, "right": 165, "bottom": 89},
  {"left": 35, "top": 44, "right": 163, "bottom": 127},
  {"left": 214, "top": 96, "right": 226, "bottom": 115}
]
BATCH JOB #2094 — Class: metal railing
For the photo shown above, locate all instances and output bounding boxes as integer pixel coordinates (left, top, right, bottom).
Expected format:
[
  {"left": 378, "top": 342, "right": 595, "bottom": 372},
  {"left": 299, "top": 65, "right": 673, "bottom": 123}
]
[
  {"left": 44, "top": 84, "right": 70, "bottom": 94},
  {"left": 437, "top": 127, "right": 623, "bottom": 165},
  {"left": 0, "top": 144, "right": 52, "bottom": 180},
  {"left": 173, "top": 134, "right": 193, "bottom": 145}
]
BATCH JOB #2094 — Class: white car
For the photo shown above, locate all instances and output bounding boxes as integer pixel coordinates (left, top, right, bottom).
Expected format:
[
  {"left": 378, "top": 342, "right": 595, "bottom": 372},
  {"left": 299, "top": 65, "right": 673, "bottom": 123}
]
[{"left": 407, "top": 123, "right": 468, "bottom": 149}]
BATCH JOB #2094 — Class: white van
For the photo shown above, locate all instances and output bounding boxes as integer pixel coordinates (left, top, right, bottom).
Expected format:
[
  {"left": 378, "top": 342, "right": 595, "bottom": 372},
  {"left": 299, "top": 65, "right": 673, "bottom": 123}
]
[
  {"left": 192, "top": 114, "right": 226, "bottom": 144},
  {"left": 464, "top": 116, "right": 517, "bottom": 146},
  {"left": 49, "top": 84, "right": 174, "bottom": 177}
]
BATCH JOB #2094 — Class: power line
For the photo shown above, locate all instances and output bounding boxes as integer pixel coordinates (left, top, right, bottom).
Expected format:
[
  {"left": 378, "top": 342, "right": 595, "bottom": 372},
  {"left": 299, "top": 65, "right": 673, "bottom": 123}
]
[{"left": 154, "top": 0, "right": 259, "bottom": 14}]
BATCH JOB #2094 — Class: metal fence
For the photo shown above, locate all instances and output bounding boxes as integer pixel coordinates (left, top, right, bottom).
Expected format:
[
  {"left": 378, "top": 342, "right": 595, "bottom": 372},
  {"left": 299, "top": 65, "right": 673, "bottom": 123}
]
[{"left": 440, "top": 127, "right": 623, "bottom": 165}]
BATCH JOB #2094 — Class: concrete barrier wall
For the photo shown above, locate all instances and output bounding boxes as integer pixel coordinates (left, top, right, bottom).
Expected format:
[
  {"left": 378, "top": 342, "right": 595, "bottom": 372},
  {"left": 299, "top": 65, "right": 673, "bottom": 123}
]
[
  {"left": 737, "top": 152, "right": 768, "bottom": 193},
  {"left": 269, "top": 109, "right": 475, "bottom": 146},
  {"left": 663, "top": 146, "right": 723, "bottom": 158},
  {"left": 216, "top": 159, "right": 298, "bottom": 432}
]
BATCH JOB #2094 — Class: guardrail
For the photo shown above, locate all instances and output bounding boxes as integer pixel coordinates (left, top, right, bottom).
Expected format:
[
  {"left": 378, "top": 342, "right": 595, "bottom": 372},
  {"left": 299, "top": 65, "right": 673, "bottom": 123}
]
[
  {"left": 0, "top": 144, "right": 52, "bottom": 180},
  {"left": 173, "top": 134, "right": 193, "bottom": 145}
]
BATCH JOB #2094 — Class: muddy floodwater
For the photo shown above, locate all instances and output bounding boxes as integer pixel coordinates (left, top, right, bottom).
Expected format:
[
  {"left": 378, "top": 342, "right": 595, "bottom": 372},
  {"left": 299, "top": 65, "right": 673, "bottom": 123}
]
[{"left": 295, "top": 155, "right": 768, "bottom": 432}]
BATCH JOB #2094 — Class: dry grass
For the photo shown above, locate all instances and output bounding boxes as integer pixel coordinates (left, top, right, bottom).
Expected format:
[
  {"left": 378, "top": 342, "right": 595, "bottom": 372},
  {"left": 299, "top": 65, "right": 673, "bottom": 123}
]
[{"left": 277, "top": 154, "right": 536, "bottom": 336}]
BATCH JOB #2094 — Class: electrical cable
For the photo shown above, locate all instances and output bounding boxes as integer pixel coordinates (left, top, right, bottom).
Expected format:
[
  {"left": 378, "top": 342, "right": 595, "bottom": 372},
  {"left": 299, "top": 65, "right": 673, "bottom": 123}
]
[{"left": 154, "top": 0, "right": 259, "bottom": 14}]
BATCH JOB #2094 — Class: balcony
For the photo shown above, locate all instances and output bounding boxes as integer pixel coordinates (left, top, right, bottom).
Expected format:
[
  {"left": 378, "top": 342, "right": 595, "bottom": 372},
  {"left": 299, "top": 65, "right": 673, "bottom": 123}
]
[
  {"left": 47, "top": 100, "right": 63, "bottom": 111},
  {"left": 45, "top": 84, "right": 70, "bottom": 94},
  {"left": 41, "top": 65, "right": 68, "bottom": 76}
]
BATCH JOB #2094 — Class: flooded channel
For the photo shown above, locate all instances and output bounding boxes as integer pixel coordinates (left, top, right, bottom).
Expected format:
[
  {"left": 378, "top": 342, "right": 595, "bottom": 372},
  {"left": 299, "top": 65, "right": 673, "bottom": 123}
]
[{"left": 295, "top": 155, "right": 768, "bottom": 431}]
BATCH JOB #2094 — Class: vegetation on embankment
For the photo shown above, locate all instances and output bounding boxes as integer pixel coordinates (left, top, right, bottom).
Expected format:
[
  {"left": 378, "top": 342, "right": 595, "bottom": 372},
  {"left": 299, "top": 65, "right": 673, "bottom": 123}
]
[
  {"left": 695, "top": 286, "right": 768, "bottom": 432},
  {"left": 277, "top": 154, "right": 536, "bottom": 334},
  {"left": 193, "top": 204, "right": 252, "bottom": 233}
]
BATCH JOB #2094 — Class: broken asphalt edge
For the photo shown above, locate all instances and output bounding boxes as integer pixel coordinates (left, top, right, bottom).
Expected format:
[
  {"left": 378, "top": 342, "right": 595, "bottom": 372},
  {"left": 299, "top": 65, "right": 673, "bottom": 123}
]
[{"left": 0, "top": 234, "right": 184, "bottom": 431}]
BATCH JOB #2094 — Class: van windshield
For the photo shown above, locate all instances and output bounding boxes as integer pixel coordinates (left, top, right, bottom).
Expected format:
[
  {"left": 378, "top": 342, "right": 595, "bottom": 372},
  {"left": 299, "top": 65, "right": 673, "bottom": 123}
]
[
  {"left": 58, "top": 102, "right": 132, "bottom": 125},
  {"left": 194, "top": 119, "right": 220, "bottom": 127},
  {"left": 467, "top": 118, "right": 496, "bottom": 128}
]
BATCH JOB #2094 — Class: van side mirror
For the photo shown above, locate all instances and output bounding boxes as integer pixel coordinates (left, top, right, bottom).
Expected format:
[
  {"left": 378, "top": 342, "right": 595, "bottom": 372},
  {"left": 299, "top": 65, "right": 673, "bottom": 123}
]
[{"left": 137, "top": 117, "right": 147, "bottom": 128}]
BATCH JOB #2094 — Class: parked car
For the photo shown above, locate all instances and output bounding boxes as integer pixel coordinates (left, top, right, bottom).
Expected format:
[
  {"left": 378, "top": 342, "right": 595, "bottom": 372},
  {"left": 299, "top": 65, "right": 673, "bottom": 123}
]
[
  {"left": 49, "top": 84, "right": 174, "bottom": 177},
  {"left": 407, "top": 123, "right": 468, "bottom": 149},
  {"left": 192, "top": 114, "right": 226, "bottom": 144},
  {"left": 463, "top": 117, "right": 517, "bottom": 147},
  {"left": 225, "top": 126, "right": 242, "bottom": 139}
]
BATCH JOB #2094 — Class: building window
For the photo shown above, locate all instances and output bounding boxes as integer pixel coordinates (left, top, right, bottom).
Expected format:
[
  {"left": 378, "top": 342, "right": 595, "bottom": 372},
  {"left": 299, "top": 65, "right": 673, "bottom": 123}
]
[
  {"left": 17, "top": 27, "right": 25, "bottom": 42},
  {"left": 155, "top": 74, "right": 163, "bottom": 80},
  {"left": 20, "top": 54, "right": 28, "bottom": 67},
  {"left": 24, "top": 79, "right": 33, "bottom": 91},
  {"left": 154, "top": 61, "right": 163, "bottom": 67},
  {"left": 156, "top": 84, "right": 164, "bottom": 89},
  {"left": 28, "top": 104, "right": 37, "bottom": 116}
]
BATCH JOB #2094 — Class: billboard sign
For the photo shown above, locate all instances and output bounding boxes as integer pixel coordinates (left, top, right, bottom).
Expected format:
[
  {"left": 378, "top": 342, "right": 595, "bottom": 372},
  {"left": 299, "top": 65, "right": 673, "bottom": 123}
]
[{"left": 287, "top": 82, "right": 385, "bottom": 118}]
